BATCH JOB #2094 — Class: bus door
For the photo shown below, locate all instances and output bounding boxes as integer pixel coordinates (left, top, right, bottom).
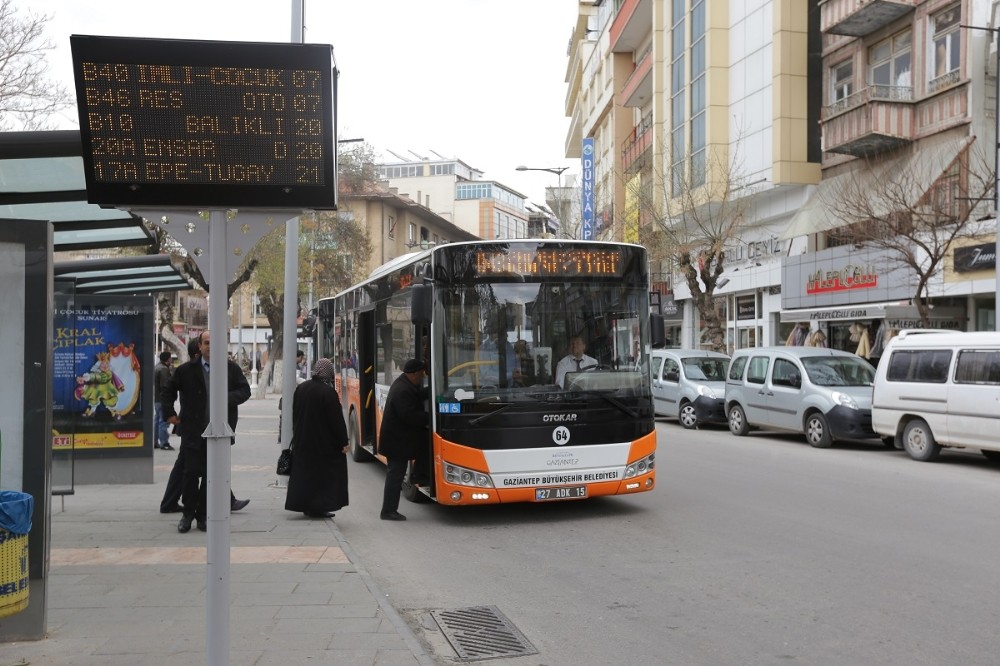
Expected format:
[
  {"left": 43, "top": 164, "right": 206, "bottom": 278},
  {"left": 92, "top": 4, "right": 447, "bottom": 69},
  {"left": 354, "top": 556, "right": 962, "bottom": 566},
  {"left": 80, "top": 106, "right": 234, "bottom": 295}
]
[{"left": 358, "top": 308, "right": 377, "bottom": 449}]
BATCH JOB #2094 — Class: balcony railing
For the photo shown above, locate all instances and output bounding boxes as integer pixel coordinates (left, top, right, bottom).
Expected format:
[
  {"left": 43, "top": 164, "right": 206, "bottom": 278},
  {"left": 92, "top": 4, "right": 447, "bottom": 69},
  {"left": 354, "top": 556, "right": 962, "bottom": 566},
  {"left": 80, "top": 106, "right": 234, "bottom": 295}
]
[
  {"left": 824, "top": 84, "right": 913, "bottom": 118},
  {"left": 622, "top": 114, "right": 653, "bottom": 171}
]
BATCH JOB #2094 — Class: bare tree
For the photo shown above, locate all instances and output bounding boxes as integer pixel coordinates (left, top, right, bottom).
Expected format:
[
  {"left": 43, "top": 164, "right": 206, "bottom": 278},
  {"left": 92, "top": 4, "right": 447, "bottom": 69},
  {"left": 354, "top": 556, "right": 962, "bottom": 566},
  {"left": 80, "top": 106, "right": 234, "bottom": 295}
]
[
  {"left": 825, "top": 138, "right": 994, "bottom": 326},
  {"left": 0, "top": 0, "right": 73, "bottom": 130},
  {"left": 621, "top": 140, "right": 758, "bottom": 352}
]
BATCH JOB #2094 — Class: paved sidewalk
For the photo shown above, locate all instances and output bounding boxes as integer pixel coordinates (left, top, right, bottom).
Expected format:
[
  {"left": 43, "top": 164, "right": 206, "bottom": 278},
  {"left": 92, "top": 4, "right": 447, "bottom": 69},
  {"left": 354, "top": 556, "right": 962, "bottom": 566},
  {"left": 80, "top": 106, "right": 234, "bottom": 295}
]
[{"left": 2, "top": 393, "right": 434, "bottom": 665}]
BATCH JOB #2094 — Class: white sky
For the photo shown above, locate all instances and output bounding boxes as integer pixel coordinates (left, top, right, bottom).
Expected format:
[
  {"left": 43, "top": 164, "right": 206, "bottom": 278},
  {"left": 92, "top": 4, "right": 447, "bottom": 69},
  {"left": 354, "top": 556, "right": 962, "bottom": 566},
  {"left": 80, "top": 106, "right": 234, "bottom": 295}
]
[{"left": 28, "top": 0, "right": 579, "bottom": 206}]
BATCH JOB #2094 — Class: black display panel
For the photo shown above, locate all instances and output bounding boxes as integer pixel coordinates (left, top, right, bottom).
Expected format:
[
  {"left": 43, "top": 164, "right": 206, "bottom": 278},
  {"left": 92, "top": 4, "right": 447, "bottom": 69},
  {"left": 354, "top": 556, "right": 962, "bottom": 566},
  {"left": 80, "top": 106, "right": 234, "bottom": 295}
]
[{"left": 70, "top": 35, "right": 337, "bottom": 208}]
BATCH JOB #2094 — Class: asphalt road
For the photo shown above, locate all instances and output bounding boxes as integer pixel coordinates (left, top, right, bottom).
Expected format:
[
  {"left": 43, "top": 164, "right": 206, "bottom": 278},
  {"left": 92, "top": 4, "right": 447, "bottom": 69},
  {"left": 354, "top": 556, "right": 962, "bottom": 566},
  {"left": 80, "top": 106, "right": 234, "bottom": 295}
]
[{"left": 332, "top": 419, "right": 1000, "bottom": 666}]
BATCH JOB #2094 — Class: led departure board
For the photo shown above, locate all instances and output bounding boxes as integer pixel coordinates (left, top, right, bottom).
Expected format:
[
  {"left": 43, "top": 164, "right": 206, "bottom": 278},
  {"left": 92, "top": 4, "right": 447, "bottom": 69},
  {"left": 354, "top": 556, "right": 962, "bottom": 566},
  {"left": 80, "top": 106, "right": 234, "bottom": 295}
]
[
  {"left": 70, "top": 35, "right": 337, "bottom": 208},
  {"left": 474, "top": 249, "right": 624, "bottom": 277}
]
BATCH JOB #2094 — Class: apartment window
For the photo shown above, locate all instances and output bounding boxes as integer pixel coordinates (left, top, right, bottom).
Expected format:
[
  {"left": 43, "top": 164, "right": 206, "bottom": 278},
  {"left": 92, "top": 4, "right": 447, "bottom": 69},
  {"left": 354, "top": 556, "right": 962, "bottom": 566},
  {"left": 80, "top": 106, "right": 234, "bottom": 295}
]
[
  {"left": 407, "top": 222, "right": 416, "bottom": 245},
  {"left": 689, "top": 0, "right": 706, "bottom": 188},
  {"left": 832, "top": 60, "right": 853, "bottom": 103},
  {"left": 670, "top": 0, "right": 686, "bottom": 198},
  {"left": 870, "top": 32, "right": 911, "bottom": 96},
  {"left": 431, "top": 163, "right": 454, "bottom": 175},
  {"left": 387, "top": 215, "right": 395, "bottom": 239},
  {"left": 932, "top": 5, "right": 960, "bottom": 79}
]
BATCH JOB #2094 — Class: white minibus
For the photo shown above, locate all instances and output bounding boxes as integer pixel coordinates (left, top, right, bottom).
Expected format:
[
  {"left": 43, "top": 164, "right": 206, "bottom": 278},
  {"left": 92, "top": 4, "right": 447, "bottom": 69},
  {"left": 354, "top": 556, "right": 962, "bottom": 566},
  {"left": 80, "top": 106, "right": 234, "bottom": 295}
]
[{"left": 871, "top": 330, "right": 1000, "bottom": 462}]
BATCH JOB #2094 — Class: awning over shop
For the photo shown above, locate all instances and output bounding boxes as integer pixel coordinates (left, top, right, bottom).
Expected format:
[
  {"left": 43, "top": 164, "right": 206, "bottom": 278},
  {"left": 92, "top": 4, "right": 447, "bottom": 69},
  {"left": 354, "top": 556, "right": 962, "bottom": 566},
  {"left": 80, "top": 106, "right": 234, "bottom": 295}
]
[
  {"left": 780, "top": 136, "right": 974, "bottom": 240},
  {"left": 780, "top": 301, "right": 908, "bottom": 322}
]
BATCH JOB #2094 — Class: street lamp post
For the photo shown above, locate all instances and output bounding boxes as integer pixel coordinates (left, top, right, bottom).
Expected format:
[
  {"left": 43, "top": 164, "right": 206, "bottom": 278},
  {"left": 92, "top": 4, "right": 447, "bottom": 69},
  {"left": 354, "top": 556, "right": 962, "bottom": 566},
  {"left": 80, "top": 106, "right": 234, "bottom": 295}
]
[{"left": 517, "top": 166, "right": 570, "bottom": 236}]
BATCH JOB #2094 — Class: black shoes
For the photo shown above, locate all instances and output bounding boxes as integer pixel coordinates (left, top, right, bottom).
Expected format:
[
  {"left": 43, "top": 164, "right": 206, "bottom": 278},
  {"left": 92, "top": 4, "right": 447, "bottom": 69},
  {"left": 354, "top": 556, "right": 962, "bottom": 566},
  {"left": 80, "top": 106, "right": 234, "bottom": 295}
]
[
  {"left": 304, "top": 511, "right": 335, "bottom": 518},
  {"left": 196, "top": 519, "right": 207, "bottom": 532},
  {"left": 231, "top": 498, "right": 250, "bottom": 512},
  {"left": 380, "top": 511, "right": 406, "bottom": 521},
  {"left": 161, "top": 443, "right": 175, "bottom": 451},
  {"left": 177, "top": 516, "right": 192, "bottom": 533}
]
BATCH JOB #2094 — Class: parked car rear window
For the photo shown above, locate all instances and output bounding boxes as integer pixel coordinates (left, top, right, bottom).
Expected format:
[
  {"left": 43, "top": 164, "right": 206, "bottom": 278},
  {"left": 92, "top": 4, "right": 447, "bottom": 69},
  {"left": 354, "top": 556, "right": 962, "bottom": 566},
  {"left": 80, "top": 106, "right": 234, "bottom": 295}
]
[{"left": 886, "top": 350, "right": 952, "bottom": 383}]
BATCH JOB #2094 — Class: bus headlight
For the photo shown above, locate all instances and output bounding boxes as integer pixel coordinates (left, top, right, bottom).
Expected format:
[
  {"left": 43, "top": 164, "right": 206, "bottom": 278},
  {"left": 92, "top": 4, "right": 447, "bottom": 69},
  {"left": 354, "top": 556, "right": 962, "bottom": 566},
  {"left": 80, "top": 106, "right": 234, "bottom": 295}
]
[
  {"left": 444, "top": 463, "right": 494, "bottom": 488},
  {"left": 624, "top": 453, "right": 655, "bottom": 478}
]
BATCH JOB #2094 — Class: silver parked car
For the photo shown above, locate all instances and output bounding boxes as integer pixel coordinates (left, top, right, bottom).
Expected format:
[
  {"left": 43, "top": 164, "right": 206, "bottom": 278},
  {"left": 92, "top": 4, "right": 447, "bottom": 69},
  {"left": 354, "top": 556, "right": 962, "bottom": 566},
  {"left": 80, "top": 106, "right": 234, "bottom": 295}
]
[
  {"left": 724, "top": 346, "right": 877, "bottom": 447},
  {"left": 650, "top": 349, "right": 730, "bottom": 429}
]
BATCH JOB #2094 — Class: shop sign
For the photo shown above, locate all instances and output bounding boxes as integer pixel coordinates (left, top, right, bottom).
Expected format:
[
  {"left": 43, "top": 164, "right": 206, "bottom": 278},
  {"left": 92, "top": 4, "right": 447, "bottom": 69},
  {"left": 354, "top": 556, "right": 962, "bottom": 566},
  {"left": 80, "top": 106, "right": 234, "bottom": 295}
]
[
  {"left": 953, "top": 243, "right": 996, "bottom": 273},
  {"left": 806, "top": 263, "right": 878, "bottom": 295},
  {"left": 736, "top": 295, "right": 756, "bottom": 320},
  {"left": 883, "top": 306, "right": 966, "bottom": 330}
]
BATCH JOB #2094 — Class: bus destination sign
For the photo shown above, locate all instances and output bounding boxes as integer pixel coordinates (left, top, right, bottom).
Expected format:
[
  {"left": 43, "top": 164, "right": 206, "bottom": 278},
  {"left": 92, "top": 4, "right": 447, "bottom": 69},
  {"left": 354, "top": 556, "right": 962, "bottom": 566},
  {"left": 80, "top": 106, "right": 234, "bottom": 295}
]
[
  {"left": 70, "top": 35, "right": 337, "bottom": 208},
  {"left": 474, "top": 249, "right": 624, "bottom": 277}
]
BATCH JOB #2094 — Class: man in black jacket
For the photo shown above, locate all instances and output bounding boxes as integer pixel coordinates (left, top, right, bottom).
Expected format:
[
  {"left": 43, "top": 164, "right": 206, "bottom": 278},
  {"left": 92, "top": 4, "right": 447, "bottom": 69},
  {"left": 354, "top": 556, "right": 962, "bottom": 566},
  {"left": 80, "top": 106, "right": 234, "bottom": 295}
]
[
  {"left": 162, "top": 331, "right": 251, "bottom": 533},
  {"left": 159, "top": 339, "right": 249, "bottom": 515},
  {"left": 377, "top": 359, "right": 428, "bottom": 521}
]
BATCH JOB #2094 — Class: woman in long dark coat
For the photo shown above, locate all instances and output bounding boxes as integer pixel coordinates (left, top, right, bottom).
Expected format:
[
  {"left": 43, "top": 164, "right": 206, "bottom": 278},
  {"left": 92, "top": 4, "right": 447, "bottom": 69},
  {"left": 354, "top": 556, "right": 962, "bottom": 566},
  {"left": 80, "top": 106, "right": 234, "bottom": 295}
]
[{"left": 284, "top": 358, "right": 349, "bottom": 518}]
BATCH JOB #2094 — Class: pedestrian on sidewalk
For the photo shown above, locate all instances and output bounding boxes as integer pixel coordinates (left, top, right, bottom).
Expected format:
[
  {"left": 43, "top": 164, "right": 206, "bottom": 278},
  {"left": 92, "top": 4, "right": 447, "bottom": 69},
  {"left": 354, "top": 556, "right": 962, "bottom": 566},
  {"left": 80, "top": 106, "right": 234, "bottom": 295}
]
[
  {"left": 162, "top": 331, "right": 251, "bottom": 533},
  {"left": 284, "top": 357, "right": 350, "bottom": 518},
  {"left": 160, "top": 339, "right": 250, "bottom": 515},
  {"left": 377, "top": 358, "right": 429, "bottom": 521},
  {"left": 153, "top": 351, "right": 174, "bottom": 450}
]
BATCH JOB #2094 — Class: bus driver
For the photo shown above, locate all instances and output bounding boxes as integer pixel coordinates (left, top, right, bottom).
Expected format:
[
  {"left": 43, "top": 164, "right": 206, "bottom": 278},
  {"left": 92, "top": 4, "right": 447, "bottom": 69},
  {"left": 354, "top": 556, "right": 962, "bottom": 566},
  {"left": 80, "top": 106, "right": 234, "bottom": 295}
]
[{"left": 555, "top": 336, "right": 597, "bottom": 388}]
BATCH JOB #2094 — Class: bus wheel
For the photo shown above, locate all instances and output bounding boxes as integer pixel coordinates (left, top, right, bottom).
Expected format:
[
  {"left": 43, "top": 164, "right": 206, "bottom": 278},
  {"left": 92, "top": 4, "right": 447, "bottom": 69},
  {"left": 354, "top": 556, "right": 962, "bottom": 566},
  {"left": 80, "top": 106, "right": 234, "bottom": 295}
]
[
  {"left": 348, "top": 411, "right": 372, "bottom": 463},
  {"left": 902, "top": 418, "right": 940, "bottom": 462},
  {"left": 402, "top": 462, "right": 431, "bottom": 504}
]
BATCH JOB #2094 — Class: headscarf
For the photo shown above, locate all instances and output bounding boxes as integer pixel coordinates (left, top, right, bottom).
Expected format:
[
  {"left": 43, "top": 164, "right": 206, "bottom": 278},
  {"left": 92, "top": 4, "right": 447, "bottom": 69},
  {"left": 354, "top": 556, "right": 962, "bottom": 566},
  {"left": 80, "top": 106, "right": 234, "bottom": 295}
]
[{"left": 312, "top": 357, "right": 335, "bottom": 382}]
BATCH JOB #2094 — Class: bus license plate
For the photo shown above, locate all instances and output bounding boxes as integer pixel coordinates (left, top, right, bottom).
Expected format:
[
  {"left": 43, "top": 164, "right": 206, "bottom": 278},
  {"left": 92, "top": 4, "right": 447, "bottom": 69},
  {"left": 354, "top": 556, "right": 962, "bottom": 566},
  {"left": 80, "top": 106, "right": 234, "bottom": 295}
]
[{"left": 535, "top": 486, "right": 587, "bottom": 501}]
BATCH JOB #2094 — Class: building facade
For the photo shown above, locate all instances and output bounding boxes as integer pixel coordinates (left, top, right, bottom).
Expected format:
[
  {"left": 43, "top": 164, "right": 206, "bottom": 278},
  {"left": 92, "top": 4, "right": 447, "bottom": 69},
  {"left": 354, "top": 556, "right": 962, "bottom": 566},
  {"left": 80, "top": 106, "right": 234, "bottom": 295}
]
[
  {"left": 379, "top": 157, "right": 532, "bottom": 241},
  {"left": 566, "top": 0, "right": 998, "bottom": 353}
]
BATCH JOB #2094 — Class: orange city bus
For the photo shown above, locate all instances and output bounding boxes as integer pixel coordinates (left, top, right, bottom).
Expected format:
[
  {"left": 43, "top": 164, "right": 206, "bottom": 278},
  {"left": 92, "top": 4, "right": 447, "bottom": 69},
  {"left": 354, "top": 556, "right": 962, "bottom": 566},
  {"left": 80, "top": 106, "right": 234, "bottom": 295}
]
[{"left": 315, "top": 240, "right": 657, "bottom": 506}]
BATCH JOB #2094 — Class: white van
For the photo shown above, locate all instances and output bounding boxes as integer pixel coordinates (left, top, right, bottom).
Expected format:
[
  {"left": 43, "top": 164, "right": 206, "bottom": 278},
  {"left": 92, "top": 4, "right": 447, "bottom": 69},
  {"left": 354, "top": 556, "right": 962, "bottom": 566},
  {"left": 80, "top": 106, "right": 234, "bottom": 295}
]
[
  {"left": 871, "top": 330, "right": 1000, "bottom": 462},
  {"left": 650, "top": 349, "right": 729, "bottom": 429},
  {"left": 725, "top": 346, "right": 878, "bottom": 447}
]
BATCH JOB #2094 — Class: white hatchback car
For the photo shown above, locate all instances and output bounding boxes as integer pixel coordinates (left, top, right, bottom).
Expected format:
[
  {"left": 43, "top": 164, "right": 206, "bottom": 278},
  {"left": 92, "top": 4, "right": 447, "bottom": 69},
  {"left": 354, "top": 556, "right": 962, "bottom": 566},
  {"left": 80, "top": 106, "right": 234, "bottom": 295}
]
[{"left": 650, "top": 349, "right": 729, "bottom": 429}]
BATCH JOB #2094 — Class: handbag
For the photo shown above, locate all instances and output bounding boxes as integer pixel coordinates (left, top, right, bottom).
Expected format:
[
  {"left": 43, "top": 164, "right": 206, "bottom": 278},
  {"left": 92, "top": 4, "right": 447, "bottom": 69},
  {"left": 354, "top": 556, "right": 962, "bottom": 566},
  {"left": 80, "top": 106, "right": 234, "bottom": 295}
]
[{"left": 276, "top": 447, "right": 293, "bottom": 475}]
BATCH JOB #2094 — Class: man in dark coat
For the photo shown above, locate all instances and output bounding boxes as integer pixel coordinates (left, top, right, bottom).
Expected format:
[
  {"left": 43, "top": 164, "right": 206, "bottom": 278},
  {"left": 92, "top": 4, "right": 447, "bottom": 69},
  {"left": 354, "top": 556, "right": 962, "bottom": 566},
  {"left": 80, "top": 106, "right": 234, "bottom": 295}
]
[
  {"left": 378, "top": 358, "right": 429, "bottom": 521},
  {"left": 284, "top": 358, "right": 350, "bottom": 518},
  {"left": 162, "top": 330, "right": 251, "bottom": 533},
  {"left": 159, "top": 339, "right": 249, "bottom": 514}
]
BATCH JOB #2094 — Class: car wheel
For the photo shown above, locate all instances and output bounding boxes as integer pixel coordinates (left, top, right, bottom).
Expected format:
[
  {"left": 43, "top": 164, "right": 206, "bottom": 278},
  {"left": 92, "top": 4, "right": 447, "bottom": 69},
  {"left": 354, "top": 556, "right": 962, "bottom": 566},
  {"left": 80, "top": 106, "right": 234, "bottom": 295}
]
[
  {"left": 902, "top": 418, "right": 941, "bottom": 462},
  {"left": 980, "top": 449, "right": 1000, "bottom": 463},
  {"left": 349, "top": 411, "right": 372, "bottom": 463},
  {"left": 805, "top": 412, "right": 833, "bottom": 448},
  {"left": 679, "top": 402, "right": 698, "bottom": 430},
  {"left": 402, "top": 461, "right": 431, "bottom": 504},
  {"left": 728, "top": 404, "right": 749, "bottom": 436}
]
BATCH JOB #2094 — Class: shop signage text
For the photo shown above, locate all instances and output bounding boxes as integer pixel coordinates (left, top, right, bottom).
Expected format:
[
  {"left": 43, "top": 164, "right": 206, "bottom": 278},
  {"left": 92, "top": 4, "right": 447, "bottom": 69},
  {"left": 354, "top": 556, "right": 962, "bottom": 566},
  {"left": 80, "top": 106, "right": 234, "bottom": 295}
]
[
  {"left": 953, "top": 243, "right": 996, "bottom": 273},
  {"left": 806, "top": 264, "right": 878, "bottom": 295}
]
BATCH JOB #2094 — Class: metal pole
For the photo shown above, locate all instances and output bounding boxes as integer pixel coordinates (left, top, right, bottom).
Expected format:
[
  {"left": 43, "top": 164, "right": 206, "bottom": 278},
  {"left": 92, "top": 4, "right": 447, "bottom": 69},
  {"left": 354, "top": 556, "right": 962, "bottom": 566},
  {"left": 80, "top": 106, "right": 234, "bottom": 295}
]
[
  {"left": 250, "top": 291, "right": 259, "bottom": 390},
  {"left": 279, "top": 0, "right": 304, "bottom": 464},
  {"left": 237, "top": 288, "right": 243, "bottom": 369},
  {"left": 995, "top": 27, "right": 999, "bottom": 330},
  {"left": 206, "top": 209, "right": 234, "bottom": 666}
]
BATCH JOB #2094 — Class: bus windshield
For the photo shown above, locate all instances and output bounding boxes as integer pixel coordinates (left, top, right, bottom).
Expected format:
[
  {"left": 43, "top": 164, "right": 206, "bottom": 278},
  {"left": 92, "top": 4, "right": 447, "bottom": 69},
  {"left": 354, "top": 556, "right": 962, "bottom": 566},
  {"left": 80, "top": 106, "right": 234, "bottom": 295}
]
[{"left": 436, "top": 279, "right": 651, "bottom": 403}]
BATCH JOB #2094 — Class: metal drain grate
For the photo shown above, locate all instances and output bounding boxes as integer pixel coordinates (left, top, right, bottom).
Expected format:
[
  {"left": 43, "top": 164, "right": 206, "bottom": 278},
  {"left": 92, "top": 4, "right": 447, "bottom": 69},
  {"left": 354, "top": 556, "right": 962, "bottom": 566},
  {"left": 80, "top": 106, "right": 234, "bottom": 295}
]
[{"left": 431, "top": 605, "right": 538, "bottom": 660}]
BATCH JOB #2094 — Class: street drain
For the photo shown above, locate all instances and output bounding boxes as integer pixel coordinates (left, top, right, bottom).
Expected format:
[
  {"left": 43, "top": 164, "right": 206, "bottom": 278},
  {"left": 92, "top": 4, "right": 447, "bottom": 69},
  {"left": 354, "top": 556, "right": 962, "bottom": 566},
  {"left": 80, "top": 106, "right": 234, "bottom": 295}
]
[{"left": 430, "top": 605, "right": 538, "bottom": 660}]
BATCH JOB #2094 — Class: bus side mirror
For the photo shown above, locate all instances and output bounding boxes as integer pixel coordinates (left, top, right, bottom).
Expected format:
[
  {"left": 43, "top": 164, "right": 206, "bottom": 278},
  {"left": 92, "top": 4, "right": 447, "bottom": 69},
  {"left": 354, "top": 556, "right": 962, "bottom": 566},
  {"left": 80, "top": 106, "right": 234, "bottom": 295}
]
[
  {"left": 411, "top": 283, "right": 432, "bottom": 324},
  {"left": 650, "top": 313, "right": 665, "bottom": 348}
]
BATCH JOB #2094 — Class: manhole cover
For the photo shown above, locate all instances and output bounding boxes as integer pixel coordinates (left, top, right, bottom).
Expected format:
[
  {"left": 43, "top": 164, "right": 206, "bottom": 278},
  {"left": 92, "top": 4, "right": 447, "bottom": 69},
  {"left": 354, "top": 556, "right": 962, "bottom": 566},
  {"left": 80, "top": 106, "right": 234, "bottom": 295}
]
[{"left": 430, "top": 605, "right": 537, "bottom": 661}]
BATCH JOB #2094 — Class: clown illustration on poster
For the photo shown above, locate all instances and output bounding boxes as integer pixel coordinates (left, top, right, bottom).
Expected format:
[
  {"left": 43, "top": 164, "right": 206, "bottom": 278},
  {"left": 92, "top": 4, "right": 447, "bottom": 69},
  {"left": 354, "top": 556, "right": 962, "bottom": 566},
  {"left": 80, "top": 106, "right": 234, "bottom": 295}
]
[{"left": 52, "top": 295, "right": 151, "bottom": 450}]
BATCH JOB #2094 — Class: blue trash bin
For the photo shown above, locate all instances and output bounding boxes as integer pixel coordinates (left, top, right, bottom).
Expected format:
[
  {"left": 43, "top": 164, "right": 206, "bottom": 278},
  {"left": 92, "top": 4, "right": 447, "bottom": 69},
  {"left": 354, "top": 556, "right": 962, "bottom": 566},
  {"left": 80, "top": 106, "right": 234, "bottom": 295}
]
[{"left": 0, "top": 490, "right": 33, "bottom": 618}]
